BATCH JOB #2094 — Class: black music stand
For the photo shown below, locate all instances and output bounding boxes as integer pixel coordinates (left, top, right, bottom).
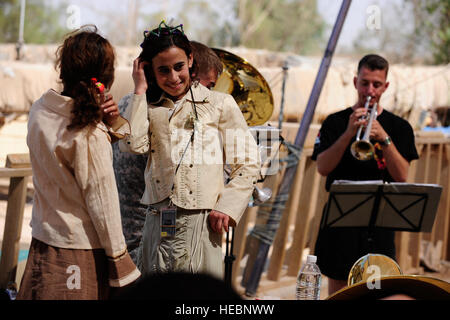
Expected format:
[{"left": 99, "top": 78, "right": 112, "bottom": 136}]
[{"left": 321, "top": 180, "right": 442, "bottom": 250}]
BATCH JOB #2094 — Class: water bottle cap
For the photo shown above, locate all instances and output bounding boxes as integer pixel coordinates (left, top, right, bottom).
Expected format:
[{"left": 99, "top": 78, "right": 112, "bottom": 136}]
[{"left": 306, "top": 255, "right": 317, "bottom": 263}]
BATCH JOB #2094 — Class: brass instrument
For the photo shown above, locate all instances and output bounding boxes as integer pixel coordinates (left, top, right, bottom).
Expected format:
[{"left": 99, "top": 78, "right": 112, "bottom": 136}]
[
  {"left": 252, "top": 186, "right": 272, "bottom": 205},
  {"left": 327, "top": 253, "right": 450, "bottom": 300},
  {"left": 347, "top": 253, "right": 402, "bottom": 286},
  {"left": 212, "top": 48, "right": 277, "bottom": 204},
  {"left": 212, "top": 48, "right": 274, "bottom": 127},
  {"left": 350, "top": 96, "right": 378, "bottom": 161}
]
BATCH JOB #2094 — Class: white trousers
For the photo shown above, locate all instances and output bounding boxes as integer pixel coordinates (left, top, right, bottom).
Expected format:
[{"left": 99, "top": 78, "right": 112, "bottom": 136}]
[{"left": 136, "top": 206, "right": 224, "bottom": 280}]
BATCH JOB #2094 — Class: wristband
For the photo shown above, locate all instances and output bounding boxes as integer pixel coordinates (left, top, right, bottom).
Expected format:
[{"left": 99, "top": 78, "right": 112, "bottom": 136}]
[{"left": 380, "top": 136, "right": 392, "bottom": 146}]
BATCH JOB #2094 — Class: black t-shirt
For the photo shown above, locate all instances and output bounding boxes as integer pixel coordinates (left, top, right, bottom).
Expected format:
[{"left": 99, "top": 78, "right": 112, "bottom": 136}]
[
  {"left": 312, "top": 107, "right": 419, "bottom": 191},
  {"left": 311, "top": 107, "right": 419, "bottom": 280}
]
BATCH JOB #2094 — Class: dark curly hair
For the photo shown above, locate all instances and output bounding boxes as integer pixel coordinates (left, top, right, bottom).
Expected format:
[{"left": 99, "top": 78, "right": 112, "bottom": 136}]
[
  {"left": 139, "top": 23, "right": 198, "bottom": 103},
  {"left": 55, "top": 25, "right": 115, "bottom": 130}
]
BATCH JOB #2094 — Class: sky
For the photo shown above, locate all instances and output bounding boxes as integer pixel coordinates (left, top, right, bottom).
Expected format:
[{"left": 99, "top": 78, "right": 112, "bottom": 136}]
[
  {"left": 50, "top": 0, "right": 411, "bottom": 51},
  {"left": 317, "top": 0, "right": 407, "bottom": 49},
  {"left": 318, "top": 0, "right": 379, "bottom": 48}
]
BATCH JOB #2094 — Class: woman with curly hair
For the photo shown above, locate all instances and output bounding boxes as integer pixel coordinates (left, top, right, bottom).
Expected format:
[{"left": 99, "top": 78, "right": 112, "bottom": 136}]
[{"left": 16, "top": 25, "right": 140, "bottom": 300}]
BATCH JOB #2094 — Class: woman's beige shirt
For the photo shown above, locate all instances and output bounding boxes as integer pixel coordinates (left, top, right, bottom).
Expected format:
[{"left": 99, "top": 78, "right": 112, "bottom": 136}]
[
  {"left": 27, "top": 89, "right": 131, "bottom": 258},
  {"left": 119, "top": 83, "right": 260, "bottom": 225}
]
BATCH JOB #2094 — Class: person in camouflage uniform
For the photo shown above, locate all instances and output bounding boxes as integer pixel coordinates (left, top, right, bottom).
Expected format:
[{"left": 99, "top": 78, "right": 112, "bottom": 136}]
[
  {"left": 113, "top": 94, "right": 148, "bottom": 263},
  {"left": 112, "top": 41, "right": 223, "bottom": 264}
]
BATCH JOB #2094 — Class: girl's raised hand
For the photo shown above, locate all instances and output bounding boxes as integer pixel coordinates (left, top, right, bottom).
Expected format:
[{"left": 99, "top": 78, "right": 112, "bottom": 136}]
[
  {"left": 133, "top": 57, "right": 149, "bottom": 95},
  {"left": 101, "top": 93, "right": 119, "bottom": 127}
]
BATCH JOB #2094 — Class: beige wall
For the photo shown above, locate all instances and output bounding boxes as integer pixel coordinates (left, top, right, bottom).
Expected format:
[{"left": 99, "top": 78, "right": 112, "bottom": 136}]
[{"left": 1, "top": 45, "right": 449, "bottom": 130}]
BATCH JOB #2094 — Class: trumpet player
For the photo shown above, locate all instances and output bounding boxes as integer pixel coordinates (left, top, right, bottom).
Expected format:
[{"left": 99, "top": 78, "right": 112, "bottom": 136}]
[{"left": 311, "top": 54, "right": 419, "bottom": 295}]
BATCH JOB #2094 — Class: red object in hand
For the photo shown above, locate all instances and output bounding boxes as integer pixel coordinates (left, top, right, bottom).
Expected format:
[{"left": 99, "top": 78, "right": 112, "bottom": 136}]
[
  {"left": 91, "top": 77, "right": 105, "bottom": 94},
  {"left": 374, "top": 142, "right": 386, "bottom": 170}
]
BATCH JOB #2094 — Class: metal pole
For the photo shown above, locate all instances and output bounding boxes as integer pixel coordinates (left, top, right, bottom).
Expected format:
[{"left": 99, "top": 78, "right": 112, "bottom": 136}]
[
  {"left": 16, "top": 0, "right": 26, "bottom": 60},
  {"left": 278, "top": 61, "right": 289, "bottom": 130},
  {"left": 244, "top": 0, "right": 352, "bottom": 297}
]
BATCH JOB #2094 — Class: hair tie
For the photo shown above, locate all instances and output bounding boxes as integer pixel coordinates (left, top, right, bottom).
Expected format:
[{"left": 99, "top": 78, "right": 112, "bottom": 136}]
[
  {"left": 144, "top": 20, "right": 184, "bottom": 39},
  {"left": 91, "top": 77, "right": 105, "bottom": 93}
]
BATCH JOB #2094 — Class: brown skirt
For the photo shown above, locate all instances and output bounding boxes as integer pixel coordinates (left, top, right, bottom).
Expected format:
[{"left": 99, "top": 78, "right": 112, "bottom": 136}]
[{"left": 17, "top": 238, "right": 110, "bottom": 300}]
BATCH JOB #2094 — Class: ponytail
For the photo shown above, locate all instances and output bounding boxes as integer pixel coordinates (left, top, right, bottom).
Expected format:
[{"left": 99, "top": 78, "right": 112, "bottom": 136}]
[
  {"left": 65, "top": 80, "right": 103, "bottom": 130},
  {"left": 55, "top": 25, "right": 115, "bottom": 130}
]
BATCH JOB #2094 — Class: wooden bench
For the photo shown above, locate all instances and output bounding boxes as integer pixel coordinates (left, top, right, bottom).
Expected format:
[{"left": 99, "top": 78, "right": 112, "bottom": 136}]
[{"left": 0, "top": 153, "right": 32, "bottom": 289}]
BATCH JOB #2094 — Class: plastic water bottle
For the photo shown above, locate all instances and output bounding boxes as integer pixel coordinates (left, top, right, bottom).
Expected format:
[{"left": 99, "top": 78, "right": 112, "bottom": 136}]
[{"left": 296, "top": 255, "right": 321, "bottom": 300}]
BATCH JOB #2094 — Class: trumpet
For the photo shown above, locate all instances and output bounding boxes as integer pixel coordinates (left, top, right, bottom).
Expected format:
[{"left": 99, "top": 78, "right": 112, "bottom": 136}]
[{"left": 350, "top": 96, "right": 378, "bottom": 161}]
